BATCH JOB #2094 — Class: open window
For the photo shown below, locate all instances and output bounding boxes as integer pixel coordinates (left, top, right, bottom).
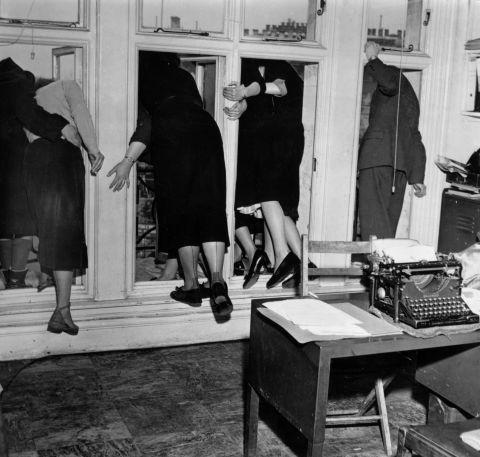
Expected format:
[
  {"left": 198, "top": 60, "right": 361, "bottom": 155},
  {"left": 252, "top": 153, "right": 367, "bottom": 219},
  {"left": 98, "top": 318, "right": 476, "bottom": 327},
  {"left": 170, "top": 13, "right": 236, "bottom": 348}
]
[
  {"left": 0, "top": 44, "right": 87, "bottom": 299},
  {"left": 135, "top": 51, "right": 224, "bottom": 283},
  {"left": 231, "top": 58, "right": 318, "bottom": 279},
  {"left": 355, "top": 68, "right": 424, "bottom": 240}
]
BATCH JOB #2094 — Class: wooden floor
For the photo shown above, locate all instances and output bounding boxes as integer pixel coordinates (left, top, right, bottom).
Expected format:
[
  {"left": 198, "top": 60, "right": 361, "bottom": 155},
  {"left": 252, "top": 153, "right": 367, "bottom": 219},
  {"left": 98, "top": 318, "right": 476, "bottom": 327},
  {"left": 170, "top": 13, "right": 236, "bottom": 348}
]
[{"left": 0, "top": 340, "right": 428, "bottom": 457}]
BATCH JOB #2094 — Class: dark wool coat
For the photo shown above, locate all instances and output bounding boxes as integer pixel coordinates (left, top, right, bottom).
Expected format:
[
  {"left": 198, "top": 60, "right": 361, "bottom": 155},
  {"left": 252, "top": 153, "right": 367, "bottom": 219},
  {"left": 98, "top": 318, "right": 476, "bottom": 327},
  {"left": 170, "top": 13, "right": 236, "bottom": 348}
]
[{"left": 358, "top": 58, "right": 426, "bottom": 185}]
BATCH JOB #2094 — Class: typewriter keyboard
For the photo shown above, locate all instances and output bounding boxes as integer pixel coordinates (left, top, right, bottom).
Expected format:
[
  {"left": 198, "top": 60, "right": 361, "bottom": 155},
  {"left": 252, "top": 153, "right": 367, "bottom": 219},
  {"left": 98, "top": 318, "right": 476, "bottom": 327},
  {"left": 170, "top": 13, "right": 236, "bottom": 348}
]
[{"left": 403, "top": 296, "right": 479, "bottom": 328}]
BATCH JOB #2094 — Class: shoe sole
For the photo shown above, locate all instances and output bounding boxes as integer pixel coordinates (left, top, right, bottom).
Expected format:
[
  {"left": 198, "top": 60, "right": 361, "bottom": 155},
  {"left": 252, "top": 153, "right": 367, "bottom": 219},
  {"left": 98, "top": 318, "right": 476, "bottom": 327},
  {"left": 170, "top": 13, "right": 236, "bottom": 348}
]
[
  {"left": 212, "top": 299, "right": 233, "bottom": 316},
  {"left": 47, "top": 324, "right": 79, "bottom": 336}
]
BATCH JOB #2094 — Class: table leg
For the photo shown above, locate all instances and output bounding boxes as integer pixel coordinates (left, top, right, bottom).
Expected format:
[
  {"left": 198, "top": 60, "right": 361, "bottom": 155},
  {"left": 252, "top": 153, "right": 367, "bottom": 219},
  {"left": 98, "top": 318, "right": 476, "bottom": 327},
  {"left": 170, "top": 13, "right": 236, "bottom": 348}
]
[
  {"left": 307, "top": 441, "right": 324, "bottom": 457},
  {"left": 0, "top": 401, "right": 8, "bottom": 457},
  {"left": 245, "top": 384, "right": 259, "bottom": 457},
  {"left": 308, "top": 353, "right": 332, "bottom": 457}
]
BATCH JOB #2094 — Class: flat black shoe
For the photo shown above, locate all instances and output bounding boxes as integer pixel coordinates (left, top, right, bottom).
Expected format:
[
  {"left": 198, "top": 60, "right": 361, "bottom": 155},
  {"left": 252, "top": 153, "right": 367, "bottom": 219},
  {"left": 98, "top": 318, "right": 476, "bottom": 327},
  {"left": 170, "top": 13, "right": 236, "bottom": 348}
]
[
  {"left": 243, "top": 250, "right": 268, "bottom": 289},
  {"left": 210, "top": 282, "right": 233, "bottom": 316},
  {"left": 266, "top": 252, "right": 300, "bottom": 289},
  {"left": 47, "top": 308, "right": 79, "bottom": 336},
  {"left": 170, "top": 286, "right": 202, "bottom": 306}
]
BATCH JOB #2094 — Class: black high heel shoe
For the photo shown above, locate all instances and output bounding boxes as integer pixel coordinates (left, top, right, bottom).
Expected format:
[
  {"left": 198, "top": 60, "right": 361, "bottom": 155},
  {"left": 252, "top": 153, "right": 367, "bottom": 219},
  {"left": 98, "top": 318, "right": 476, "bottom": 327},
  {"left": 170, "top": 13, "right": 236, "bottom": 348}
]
[
  {"left": 243, "top": 250, "right": 268, "bottom": 289},
  {"left": 211, "top": 282, "right": 233, "bottom": 316},
  {"left": 266, "top": 252, "right": 300, "bottom": 289}
]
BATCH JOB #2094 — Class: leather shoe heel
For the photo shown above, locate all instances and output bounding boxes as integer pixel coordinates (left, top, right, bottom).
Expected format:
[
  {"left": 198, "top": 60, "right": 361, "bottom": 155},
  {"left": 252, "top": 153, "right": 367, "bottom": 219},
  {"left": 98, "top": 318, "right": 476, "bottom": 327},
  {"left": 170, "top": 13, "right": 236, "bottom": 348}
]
[
  {"left": 211, "top": 282, "right": 233, "bottom": 316},
  {"left": 266, "top": 252, "right": 300, "bottom": 289},
  {"left": 243, "top": 250, "right": 268, "bottom": 289}
]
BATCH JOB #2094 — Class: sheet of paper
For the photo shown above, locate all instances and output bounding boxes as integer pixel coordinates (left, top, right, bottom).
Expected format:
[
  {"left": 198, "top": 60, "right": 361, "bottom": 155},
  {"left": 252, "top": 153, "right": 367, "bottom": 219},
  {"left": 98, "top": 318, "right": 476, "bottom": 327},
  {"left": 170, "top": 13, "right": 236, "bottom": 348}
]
[
  {"left": 262, "top": 299, "right": 402, "bottom": 340},
  {"left": 264, "top": 299, "right": 360, "bottom": 326},
  {"left": 460, "top": 428, "right": 480, "bottom": 451}
]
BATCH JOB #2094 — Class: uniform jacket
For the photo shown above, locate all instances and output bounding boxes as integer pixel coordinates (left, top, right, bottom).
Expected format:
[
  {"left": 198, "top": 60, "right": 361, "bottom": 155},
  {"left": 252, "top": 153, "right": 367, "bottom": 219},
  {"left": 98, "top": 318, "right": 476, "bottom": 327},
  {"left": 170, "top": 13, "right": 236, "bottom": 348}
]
[{"left": 358, "top": 58, "right": 426, "bottom": 184}]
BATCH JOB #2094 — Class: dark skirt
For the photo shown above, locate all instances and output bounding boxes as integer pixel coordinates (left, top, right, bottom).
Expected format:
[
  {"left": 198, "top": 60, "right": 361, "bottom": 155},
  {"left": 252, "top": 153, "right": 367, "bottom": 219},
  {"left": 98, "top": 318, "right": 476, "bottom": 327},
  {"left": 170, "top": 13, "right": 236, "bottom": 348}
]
[
  {"left": 235, "top": 118, "right": 304, "bottom": 221},
  {"left": 0, "top": 139, "right": 35, "bottom": 237},
  {"left": 24, "top": 139, "right": 87, "bottom": 271},
  {"left": 150, "top": 100, "right": 229, "bottom": 252}
]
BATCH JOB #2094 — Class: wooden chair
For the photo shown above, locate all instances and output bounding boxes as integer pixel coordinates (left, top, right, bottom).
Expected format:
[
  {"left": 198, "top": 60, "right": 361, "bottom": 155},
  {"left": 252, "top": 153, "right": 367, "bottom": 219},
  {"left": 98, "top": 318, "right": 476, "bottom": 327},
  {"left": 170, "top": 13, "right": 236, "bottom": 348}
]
[
  {"left": 396, "top": 419, "right": 480, "bottom": 456},
  {"left": 299, "top": 234, "right": 392, "bottom": 456},
  {"left": 300, "top": 234, "right": 376, "bottom": 297}
]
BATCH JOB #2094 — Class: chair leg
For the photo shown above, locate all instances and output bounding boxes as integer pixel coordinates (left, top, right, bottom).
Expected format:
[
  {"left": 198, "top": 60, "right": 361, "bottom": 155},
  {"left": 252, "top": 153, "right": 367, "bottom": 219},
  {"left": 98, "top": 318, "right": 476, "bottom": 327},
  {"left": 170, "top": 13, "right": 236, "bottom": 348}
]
[
  {"left": 395, "top": 427, "right": 411, "bottom": 457},
  {"left": 375, "top": 378, "right": 392, "bottom": 457},
  {"left": 357, "top": 374, "right": 396, "bottom": 416},
  {"left": 245, "top": 384, "right": 259, "bottom": 457}
]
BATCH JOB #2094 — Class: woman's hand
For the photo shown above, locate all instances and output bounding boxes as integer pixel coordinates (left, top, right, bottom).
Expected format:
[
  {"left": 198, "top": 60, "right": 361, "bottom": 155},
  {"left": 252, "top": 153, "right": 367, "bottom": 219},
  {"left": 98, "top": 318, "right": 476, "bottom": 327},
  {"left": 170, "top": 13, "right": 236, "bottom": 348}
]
[
  {"left": 107, "top": 159, "right": 133, "bottom": 192},
  {"left": 223, "top": 99, "right": 247, "bottom": 121},
  {"left": 87, "top": 150, "right": 104, "bottom": 176},
  {"left": 223, "top": 82, "right": 247, "bottom": 101}
]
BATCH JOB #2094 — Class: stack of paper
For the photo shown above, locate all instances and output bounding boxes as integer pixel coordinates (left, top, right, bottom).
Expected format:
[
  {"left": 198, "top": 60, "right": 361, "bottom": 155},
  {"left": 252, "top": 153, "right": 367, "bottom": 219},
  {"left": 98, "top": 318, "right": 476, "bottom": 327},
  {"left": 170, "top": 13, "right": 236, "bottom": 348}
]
[
  {"left": 460, "top": 428, "right": 480, "bottom": 451},
  {"left": 371, "top": 238, "right": 437, "bottom": 263},
  {"left": 265, "top": 299, "right": 370, "bottom": 336},
  {"left": 262, "top": 299, "right": 403, "bottom": 342}
]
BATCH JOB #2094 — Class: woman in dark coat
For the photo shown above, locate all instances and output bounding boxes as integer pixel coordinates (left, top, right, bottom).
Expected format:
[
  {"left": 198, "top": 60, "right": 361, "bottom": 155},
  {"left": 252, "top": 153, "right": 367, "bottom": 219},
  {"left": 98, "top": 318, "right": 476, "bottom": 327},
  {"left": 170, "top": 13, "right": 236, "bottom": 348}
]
[
  {"left": 223, "top": 59, "right": 304, "bottom": 289},
  {"left": 108, "top": 52, "right": 232, "bottom": 316},
  {"left": 0, "top": 58, "right": 80, "bottom": 290}
]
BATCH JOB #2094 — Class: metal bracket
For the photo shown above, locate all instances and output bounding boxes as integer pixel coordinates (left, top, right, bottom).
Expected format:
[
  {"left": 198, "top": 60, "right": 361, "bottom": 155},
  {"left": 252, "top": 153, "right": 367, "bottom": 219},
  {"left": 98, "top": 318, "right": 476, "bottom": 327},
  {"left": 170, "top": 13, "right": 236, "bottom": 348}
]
[
  {"left": 154, "top": 27, "right": 209, "bottom": 36},
  {"left": 381, "top": 44, "right": 414, "bottom": 53},
  {"left": 317, "top": 0, "right": 326, "bottom": 16},
  {"left": 423, "top": 9, "right": 431, "bottom": 26}
]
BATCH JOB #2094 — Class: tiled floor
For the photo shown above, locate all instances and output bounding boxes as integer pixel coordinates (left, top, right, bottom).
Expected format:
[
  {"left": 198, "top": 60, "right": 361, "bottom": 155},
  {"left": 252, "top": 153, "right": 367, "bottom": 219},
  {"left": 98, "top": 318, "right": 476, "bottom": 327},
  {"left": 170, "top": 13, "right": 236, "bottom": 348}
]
[{"left": 0, "top": 341, "right": 428, "bottom": 456}]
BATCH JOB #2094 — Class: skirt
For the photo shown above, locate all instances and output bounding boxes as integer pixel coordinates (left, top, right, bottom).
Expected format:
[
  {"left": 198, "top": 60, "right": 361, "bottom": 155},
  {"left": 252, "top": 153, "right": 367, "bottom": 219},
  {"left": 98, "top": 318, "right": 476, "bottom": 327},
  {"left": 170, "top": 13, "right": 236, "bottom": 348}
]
[
  {"left": 150, "top": 101, "right": 230, "bottom": 252},
  {"left": 24, "top": 138, "right": 87, "bottom": 271},
  {"left": 0, "top": 138, "right": 35, "bottom": 237}
]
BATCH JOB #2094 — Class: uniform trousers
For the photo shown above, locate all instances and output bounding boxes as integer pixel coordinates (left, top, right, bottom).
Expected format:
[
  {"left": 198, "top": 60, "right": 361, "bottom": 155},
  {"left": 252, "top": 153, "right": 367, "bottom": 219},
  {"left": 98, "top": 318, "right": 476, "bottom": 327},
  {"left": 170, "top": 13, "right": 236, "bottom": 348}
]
[{"left": 358, "top": 166, "right": 407, "bottom": 241}]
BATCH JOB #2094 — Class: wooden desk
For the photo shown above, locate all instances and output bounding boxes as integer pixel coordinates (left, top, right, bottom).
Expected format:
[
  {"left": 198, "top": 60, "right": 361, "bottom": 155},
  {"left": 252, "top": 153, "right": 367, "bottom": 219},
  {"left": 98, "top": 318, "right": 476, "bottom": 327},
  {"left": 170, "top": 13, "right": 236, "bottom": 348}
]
[{"left": 246, "top": 297, "right": 480, "bottom": 457}]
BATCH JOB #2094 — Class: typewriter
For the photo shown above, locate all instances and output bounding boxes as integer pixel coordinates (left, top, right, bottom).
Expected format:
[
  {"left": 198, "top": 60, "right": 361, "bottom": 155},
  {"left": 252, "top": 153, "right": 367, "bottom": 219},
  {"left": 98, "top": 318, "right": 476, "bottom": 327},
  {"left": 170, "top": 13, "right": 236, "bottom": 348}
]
[{"left": 369, "top": 257, "right": 479, "bottom": 329}]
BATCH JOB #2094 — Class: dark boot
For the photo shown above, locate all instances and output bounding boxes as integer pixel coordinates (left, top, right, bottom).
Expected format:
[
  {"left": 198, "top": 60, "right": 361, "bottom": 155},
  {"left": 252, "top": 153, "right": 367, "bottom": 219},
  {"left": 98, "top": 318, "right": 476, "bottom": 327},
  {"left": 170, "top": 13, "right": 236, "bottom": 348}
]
[{"left": 6, "top": 269, "right": 31, "bottom": 289}]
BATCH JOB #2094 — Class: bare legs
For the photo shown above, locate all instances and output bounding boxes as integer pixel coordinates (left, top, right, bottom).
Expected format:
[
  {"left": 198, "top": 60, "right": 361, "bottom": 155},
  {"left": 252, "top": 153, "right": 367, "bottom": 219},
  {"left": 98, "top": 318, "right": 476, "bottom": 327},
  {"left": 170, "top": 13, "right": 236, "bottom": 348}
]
[
  {"left": 235, "top": 226, "right": 257, "bottom": 268},
  {"left": 261, "top": 201, "right": 301, "bottom": 288},
  {"left": 178, "top": 246, "right": 200, "bottom": 290},
  {"left": 284, "top": 216, "right": 302, "bottom": 259},
  {"left": 156, "top": 257, "right": 178, "bottom": 281},
  {"left": 261, "top": 201, "right": 292, "bottom": 267}
]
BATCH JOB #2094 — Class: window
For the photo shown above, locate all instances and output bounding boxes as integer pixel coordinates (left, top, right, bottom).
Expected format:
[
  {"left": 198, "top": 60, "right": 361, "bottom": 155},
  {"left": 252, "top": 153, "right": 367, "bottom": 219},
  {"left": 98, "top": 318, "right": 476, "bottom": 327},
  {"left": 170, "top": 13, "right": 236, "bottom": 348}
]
[
  {"left": 0, "top": 43, "right": 87, "bottom": 297},
  {"left": 366, "top": 0, "right": 425, "bottom": 52},
  {"left": 0, "top": 0, "right": 87, "bottom": 29},
  {"left": 134, "top": 51, "right": 223, "bottom": 283},
  {"left": 138, "top": 0, "right": 226, "bottom": 36},
  {"left": 242, "top": 0, "right": 319, "bottom": 43}
]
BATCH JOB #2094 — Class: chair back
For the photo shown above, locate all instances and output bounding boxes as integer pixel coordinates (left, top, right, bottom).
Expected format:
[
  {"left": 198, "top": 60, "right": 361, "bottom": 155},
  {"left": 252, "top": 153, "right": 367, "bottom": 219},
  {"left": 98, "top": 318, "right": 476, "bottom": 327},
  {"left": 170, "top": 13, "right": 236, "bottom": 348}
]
[{"left": 301, "top": 234, "right": 375, "bottom": 296}]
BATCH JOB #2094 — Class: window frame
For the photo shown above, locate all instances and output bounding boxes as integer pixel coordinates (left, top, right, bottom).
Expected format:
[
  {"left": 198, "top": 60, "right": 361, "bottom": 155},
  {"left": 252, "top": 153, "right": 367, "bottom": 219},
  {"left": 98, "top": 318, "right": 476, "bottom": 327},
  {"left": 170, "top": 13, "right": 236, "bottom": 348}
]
[{"left": 0, "top": 0, "right": 89, "bottom": 31}]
